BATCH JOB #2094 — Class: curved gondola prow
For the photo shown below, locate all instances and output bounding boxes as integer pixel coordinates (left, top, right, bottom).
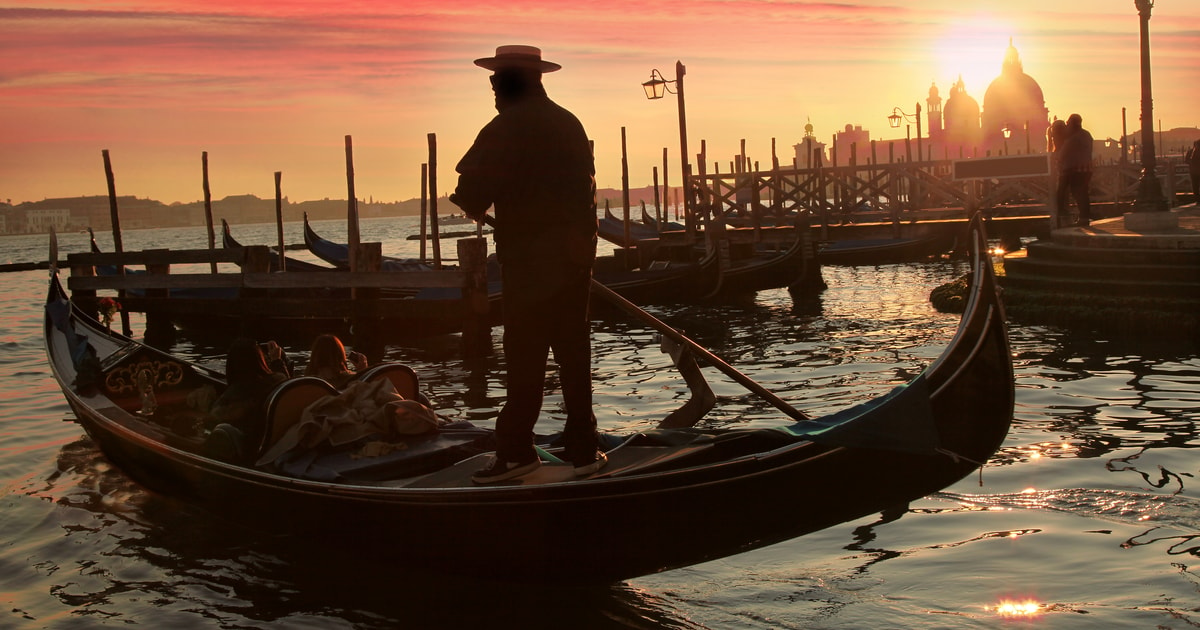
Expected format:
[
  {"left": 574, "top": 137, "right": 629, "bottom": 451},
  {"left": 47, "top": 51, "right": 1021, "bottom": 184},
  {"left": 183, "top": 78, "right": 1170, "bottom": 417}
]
[
  {"left": 925, "top": 213, "right": 1005, "bottom": 380},
  {"left": 220, "top": 218, "right": 234, "bottom": 248},
  {"left": 303, "top": 212, "right": 351, "bottom": 270},
  {"left": 920, "top": 212, "right": 1014, "bottom": 463}
]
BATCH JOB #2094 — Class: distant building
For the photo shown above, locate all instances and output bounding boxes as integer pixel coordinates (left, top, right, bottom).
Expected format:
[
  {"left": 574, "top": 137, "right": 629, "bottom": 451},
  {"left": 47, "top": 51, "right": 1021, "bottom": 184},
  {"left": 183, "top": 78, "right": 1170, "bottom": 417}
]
[
  {"left": 979, "top": 40, "right": 1050, "bottom": 155},
  {"left": 939, "top": 77, "right": 983, "bottom": 158},
  {"left": 833, "top": 124, "right": 870, "bottom": 165},
  {"left": 927, "top": 39, "right": 1049, "bottom": 158},
  {"left": 25, "top": 207, "right": 73, "bottom": 233},
  {"left": 805, "top": 39, "right": 1054, "bottom": 165},
  {"left": 792, "top": 120, "right": 827, "bottom": 168}
]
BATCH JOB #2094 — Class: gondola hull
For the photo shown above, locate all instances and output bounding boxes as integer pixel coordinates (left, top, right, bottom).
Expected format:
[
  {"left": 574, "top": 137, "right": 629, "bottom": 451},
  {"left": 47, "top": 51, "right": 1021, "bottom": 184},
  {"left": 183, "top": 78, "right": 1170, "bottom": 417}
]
[
  {"left": 818, "top": 233, "right": 956, "bottom": 266},
  {"left": 305, "top": 213, "right": 723, "bottom": 305},
  {"left": 46, "top": 215, "right": 1012, "bottom": 583}
]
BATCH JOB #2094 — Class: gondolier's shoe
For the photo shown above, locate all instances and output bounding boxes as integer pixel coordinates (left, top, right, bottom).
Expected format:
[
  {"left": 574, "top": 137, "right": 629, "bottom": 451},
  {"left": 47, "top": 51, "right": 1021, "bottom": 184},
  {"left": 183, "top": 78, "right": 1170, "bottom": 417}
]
[
  {"left": 573, "top": 451, "right": 608, "bottom": 477},
  {"left": 472, "top": 455, "right": 540, "bottom": 484}
]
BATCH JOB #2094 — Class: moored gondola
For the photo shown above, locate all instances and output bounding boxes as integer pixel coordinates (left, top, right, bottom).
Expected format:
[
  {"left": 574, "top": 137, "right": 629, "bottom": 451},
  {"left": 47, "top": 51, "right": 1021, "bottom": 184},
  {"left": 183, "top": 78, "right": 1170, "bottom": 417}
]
[
  {"left": 45, "top": 214, "right": 1012, "bottom": 583},
  {"left": 220, "top": 219, "right": 338, "bottom": 274},
  {"left": 818, "top": 233, "right": 957, "bottom": 266}
]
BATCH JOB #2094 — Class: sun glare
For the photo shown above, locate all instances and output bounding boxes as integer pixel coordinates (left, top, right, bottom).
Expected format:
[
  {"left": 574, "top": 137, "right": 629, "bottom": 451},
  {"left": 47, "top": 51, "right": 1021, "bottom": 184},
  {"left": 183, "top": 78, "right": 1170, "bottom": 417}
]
[
  {"left": 933, "top": 15, "right": 1021, "bottom": 99},
  {"left": 990, "top": 599, "right": 1044, "bottom": 618}
]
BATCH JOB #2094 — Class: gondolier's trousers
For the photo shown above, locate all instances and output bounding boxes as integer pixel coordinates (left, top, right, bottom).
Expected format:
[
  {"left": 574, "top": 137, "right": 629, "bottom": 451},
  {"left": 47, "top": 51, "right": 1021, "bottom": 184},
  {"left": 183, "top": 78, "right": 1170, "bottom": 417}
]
[{"left": 496, "top": 260, "right": 597, "bottom": 465}]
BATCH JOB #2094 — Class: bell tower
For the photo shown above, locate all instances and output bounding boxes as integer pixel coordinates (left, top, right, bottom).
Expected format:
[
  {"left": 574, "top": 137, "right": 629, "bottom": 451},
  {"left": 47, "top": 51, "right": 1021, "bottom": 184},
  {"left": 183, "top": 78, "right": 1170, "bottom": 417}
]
[{"left": 926, "top": 81, "right": 943, "bottom": 136}]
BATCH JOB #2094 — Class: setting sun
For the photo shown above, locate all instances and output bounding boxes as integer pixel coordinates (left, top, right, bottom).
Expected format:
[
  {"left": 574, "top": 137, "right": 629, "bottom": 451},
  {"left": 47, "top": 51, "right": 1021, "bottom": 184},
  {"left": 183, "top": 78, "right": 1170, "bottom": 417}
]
[{"left": 933, "top": 14, "right": 1024, "bottom": 98}]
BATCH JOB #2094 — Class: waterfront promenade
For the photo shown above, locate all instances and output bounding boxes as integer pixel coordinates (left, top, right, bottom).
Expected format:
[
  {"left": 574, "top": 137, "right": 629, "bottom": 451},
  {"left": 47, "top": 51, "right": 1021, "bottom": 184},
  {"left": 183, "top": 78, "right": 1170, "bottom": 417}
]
[{"left": 1001, "top": 204, "right": 1200, "bottom": 335}]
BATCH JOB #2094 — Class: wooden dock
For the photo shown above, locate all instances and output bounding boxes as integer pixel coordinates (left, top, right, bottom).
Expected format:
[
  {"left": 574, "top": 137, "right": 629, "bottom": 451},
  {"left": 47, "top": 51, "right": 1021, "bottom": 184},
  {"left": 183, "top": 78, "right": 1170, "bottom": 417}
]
[{"left": 62, "top": 238, "right": 493, "bottom": 354}]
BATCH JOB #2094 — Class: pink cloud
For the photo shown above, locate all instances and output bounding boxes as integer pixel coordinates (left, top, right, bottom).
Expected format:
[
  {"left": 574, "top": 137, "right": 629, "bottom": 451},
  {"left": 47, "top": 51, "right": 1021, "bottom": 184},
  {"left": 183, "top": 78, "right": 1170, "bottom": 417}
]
[{"left": 4, "top": 1, "right": 1199, "bottom": 204}]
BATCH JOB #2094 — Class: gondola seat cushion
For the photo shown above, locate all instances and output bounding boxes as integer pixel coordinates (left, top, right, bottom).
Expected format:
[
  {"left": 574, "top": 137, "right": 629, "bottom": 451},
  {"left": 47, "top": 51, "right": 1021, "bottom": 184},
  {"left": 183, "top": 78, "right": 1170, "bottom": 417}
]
[{"left": 256, "top": 376, "right": 454, "bottom": 480}]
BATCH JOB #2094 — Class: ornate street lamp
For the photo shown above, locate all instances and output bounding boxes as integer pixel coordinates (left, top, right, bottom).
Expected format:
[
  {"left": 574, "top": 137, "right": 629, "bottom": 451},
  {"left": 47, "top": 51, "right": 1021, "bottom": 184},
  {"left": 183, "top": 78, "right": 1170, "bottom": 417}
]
[
  {"left": 1132, "top": 0, "right": 1168, "bottom": 213},
  {"left": 888, "top": 104, "right": 923, "bottom": 161},
  {"left": 641, "top": 70, "right": 670, "bottom": 100},
  {"left": 642, "top": 62, "right": 691, "bottom": 223}
]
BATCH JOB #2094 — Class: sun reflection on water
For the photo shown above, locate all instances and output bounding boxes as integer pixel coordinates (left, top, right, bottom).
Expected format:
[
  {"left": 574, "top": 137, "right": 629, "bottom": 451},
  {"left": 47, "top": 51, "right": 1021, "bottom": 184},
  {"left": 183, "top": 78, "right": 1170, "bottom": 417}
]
[{"left": 989, "top": 599, "right": 1044, "bottom": 618}]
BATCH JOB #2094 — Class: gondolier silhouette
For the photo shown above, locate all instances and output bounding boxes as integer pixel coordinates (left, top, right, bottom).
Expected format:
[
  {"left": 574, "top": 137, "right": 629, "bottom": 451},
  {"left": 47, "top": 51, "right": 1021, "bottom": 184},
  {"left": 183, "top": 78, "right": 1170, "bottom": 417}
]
[{"left": 450, "top": 45, "right": 605, "bottom": 483}]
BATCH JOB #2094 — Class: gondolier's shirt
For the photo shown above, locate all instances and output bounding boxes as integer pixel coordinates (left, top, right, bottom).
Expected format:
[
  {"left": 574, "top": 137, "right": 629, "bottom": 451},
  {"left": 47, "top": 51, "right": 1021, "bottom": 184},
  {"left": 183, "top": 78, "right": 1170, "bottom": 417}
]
[{"left": 454, "top": 94, "right": 598, "bottom": 271}]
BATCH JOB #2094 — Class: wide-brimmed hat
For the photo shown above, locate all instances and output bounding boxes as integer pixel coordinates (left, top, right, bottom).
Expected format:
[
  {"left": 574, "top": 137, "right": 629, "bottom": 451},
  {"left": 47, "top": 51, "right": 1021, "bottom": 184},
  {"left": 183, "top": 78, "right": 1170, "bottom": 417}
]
[{"left": 474, "top": 45, "right": 561, "bottom": 73}]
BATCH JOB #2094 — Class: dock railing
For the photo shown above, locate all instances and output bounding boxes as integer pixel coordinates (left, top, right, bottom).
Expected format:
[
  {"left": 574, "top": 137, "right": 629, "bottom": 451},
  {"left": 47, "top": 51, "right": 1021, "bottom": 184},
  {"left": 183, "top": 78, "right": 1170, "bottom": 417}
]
[{"left": 688, "top": 158, "right": 1154, "bottom": 234}]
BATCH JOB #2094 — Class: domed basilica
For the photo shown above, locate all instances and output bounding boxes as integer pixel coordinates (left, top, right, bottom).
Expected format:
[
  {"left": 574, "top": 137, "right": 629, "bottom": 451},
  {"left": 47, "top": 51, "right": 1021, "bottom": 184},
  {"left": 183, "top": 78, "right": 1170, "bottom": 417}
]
[{"left": 926, "top": 40, "right": 1050, "bottom": 158}]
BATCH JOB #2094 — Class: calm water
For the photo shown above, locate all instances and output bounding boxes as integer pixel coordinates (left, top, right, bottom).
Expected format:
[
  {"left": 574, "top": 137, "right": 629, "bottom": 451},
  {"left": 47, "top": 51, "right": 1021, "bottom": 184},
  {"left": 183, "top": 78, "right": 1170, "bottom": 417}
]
[{"left": 1, "top": 218, "right": 1198, "bottom": 628}]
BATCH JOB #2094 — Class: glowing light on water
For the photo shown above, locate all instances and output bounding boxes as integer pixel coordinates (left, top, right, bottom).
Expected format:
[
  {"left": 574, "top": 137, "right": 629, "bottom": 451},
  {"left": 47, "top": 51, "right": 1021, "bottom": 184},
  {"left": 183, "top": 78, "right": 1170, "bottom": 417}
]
[
  {"left": 990, "top": 599, "right": 1043, "bottom": 618},
  {"left": 1022, "top": 441, "right": 1077, "bottom": 462}
]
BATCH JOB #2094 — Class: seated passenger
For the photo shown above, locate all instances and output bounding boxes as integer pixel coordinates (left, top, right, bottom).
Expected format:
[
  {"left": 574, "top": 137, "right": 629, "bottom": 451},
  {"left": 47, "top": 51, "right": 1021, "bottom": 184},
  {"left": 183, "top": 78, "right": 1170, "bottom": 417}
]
[
  {"left": 207, "top": 337, "right": 291, "bottom": 455},
  {"left": 304, "top": 334, "right": 368, "bottom": 389}
]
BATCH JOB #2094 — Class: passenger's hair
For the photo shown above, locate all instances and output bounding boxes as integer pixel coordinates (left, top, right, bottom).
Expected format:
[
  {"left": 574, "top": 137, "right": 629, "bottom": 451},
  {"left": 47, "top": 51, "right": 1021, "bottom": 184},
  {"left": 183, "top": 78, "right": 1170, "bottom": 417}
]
[{"left": 305, "top": 334, "right": 349, "bottom": 378}]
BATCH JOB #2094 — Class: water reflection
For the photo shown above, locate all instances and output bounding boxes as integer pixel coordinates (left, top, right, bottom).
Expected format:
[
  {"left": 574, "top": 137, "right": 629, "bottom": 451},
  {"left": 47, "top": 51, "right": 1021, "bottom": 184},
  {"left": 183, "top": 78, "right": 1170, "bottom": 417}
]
[
  {"left": 1106, "top": 448, "right": 1191, "bottom": 495},
  {"left": 12, "top": 219, "right": 1200, "bottom": 627},
  {"left": 1121, "top": 528, "right": 1200, "bottom": 557},
  {"left": 42, "top": 436, "right": 701, "bottom": 628}
]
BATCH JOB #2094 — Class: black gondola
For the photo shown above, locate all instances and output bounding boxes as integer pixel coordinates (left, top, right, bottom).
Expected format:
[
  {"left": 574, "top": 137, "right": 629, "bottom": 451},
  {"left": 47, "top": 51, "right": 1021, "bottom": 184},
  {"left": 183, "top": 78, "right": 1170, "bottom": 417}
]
[
  {"left": 818, "top": 233, "right": 957, "bottom": 266},
  {"left": 45, "top": 214, "right": 1013, "bottom": 583},
  {"left": 220, "top": 218, "right": 337, "bottom": 274}
]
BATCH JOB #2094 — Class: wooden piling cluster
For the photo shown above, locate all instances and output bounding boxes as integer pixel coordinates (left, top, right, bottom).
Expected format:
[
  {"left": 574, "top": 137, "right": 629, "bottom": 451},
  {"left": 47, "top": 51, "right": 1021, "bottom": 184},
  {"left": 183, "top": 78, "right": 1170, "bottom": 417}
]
[
  {"left": 83, "top": 133, "right": 493, "bottom": 356},
  {"left": 63, "top": 242, "right": 489, "bottom": 352},
  {"left": 626, "top": 125, "right": 1173, "bottom": 253}
]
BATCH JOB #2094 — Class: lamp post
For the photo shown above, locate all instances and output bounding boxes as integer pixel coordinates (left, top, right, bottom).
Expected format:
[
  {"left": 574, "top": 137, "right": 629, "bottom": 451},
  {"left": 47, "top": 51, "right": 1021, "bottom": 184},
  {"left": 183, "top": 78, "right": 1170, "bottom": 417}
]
[
  {"left": 1120, "top": 107, "right": 1129, "bottom": 167},
  {"left": 1132, "top": 0, "right": 1168, "bottom": 213},
  {"left": 1002, "top": 124, "right": 1012, "bottom": 155},
  {"left": 888, "top": 103, "right": 923, "bottom": 161},
  {"left": 643, "top": 61, "right": 691, "bottom": 223}
]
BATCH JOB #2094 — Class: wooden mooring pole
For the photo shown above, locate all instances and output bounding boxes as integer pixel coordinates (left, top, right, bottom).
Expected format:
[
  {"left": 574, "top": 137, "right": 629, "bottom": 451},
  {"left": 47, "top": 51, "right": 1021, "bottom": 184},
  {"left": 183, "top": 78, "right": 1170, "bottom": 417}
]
[
  {"left": 652, "top": 166, "right": 661, "bottom": 227},
  {"left": 201, "top": 152, "right": 217, "bottom": 273},
  {"left": 345, "top": 135, "right": 360, "bottom": 273},
  {"left": 274, "top": 171, "right": 286, "bottom": 273},
  {"left": 661, "top": 147, "right": 670, "bottom": 222},
  {"left": 419, "top": 163, "right": 428, "bottom": 261},
  {"left": 621, "top": 127, "right": 631, "bottom": 261},
  {"left": 458, "top": 237, "right": 491, "bottom": 358},
  {"left": 101, "top": 149, "right": 132, "bottom": 336},
  {"left": 427, "top": 133, "right": 442, "bottom": 269}
]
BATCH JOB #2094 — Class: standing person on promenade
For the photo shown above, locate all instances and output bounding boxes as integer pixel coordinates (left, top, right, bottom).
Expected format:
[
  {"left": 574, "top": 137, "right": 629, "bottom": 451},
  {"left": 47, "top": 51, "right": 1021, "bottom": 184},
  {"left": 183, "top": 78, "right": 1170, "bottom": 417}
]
[
  {"left": 1185, "top": 139, "right": 1200, "bottom": 202},
  {"left": 1049, "top": 119, "right": 1070, "bottom": 228},
  {"left": 1057, "top": 113, "right": 1094, "bottom": 227},
  {"left": 450, "top": 45, "right": 605, "bottom": 484}
]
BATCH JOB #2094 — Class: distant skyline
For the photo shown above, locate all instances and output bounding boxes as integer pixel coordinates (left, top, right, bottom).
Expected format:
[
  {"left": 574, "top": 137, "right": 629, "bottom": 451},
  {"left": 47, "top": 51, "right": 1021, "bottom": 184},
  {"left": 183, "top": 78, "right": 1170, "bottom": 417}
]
[{"left": 2, "top": 1, "right": 1198, "bottom": 206}]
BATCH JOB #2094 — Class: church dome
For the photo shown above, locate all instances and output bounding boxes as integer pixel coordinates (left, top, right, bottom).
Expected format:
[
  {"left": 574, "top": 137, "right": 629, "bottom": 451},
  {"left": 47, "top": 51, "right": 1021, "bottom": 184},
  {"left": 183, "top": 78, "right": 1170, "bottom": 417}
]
[
  {"left": 943, "top": 76, "right": 979, "bottom": 130},
  {"left": 983, "top": 42, "right": 1044, "bottom": 115},
  {"left": 981, "top": 40, "right": 1049, "bottom": 148}
]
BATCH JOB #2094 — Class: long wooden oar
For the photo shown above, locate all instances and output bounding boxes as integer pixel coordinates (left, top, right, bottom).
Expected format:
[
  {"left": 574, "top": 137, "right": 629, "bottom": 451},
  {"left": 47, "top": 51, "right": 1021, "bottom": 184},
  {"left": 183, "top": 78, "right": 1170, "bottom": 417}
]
[
  {"left": 588, "top": 280, "right": 810, "bottom": 422},
  {"left": 473, "top": 213, "right": 811, "bottom": 422}
]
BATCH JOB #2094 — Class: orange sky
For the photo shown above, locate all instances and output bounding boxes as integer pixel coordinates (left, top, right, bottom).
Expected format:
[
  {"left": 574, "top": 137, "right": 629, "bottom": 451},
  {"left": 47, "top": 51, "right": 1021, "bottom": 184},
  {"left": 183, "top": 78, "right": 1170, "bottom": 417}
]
[{"left": 2, "top": 1, "right": 1198, "bottom": 206}]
